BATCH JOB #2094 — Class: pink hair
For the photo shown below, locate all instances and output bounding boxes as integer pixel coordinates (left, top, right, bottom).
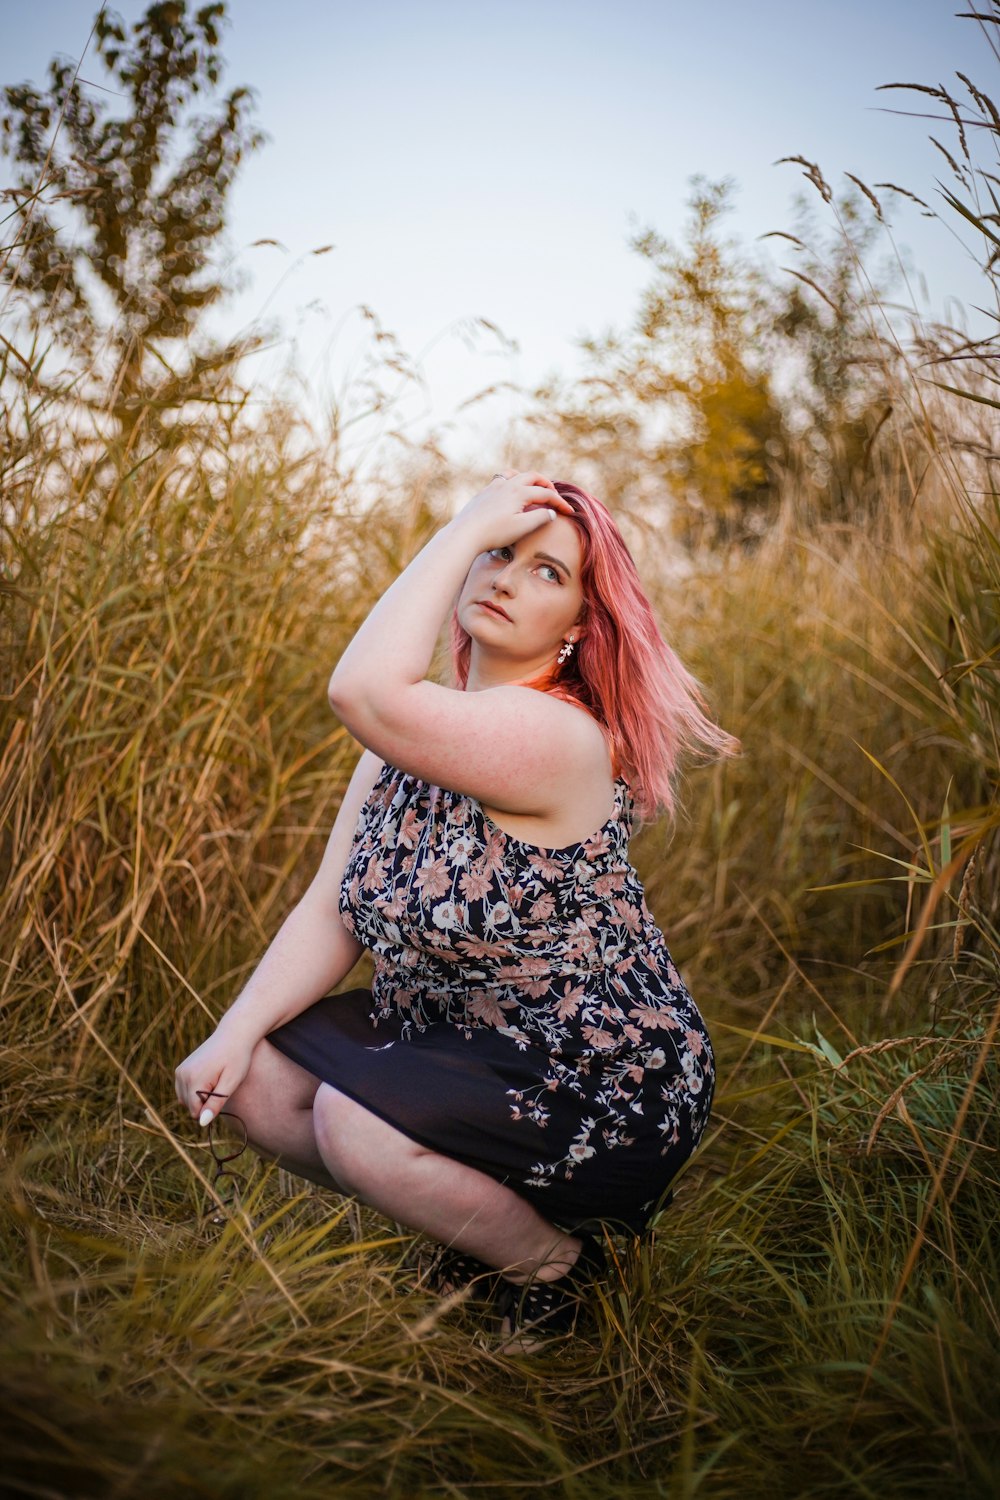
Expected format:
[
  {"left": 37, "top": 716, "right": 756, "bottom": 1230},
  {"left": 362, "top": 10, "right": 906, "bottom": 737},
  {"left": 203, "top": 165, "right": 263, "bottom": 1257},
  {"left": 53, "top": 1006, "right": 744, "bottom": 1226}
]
[{"left": 450, "top": 482, "right": 739, "bottom": 821}]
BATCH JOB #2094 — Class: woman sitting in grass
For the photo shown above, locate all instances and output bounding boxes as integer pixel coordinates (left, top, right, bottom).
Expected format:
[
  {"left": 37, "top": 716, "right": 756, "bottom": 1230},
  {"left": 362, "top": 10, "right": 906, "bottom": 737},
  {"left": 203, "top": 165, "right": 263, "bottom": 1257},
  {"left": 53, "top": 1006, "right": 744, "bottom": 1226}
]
[{"left": 175, "top": 469, "right": 736, "bottom": 1341}]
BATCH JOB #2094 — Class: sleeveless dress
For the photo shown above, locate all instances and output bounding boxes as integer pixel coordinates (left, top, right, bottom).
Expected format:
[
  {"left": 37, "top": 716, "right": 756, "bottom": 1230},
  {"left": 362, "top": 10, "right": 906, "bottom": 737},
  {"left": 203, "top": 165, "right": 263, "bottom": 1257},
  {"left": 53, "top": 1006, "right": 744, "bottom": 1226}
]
[{"left": 266, "top": 761, "right": 715, "bottom": 1233}]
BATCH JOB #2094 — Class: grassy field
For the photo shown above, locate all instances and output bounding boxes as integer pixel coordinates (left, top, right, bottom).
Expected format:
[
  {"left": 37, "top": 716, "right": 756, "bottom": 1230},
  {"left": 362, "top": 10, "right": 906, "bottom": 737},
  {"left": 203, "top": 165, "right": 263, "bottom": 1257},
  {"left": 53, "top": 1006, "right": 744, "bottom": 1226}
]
[
  {"left": 2, "top": 373, "right": 997, "bottom": 1497},
  {"left": 2, "top": 65, "right": 1000, "bottom": 1500}
]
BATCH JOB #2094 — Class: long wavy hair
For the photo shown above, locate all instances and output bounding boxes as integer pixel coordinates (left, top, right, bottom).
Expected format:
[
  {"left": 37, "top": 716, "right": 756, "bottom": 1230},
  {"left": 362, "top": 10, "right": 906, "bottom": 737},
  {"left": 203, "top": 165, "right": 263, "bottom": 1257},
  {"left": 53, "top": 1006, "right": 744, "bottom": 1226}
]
[{"left": 450, "top": 482, "right": 739, "bottom": 820}]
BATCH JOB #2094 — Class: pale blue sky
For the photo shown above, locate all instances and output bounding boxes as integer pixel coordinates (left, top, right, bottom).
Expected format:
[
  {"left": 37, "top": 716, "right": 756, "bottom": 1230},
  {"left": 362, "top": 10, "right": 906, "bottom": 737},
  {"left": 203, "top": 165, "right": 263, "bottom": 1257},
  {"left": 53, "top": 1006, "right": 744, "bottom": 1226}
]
[{"left": 3, "top": 2, "right": 995, "bottom": 457}]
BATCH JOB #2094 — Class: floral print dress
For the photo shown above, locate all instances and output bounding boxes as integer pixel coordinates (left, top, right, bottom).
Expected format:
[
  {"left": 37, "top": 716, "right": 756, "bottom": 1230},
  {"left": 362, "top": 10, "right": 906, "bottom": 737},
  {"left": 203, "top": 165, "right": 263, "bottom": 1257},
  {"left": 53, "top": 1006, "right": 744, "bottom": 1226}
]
[{"left": 267, "top": 761, "right": 715, "bottom": 1232}]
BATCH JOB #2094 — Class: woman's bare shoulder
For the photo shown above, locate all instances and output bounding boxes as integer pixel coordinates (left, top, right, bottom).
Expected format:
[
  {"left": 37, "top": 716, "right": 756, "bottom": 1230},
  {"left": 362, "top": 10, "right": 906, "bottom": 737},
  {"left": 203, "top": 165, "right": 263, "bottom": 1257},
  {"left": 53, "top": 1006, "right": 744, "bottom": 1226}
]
[
  {"left": 477, "top": 688, "right": 615, "bottom": 845},
  {"left": 329, "top": 678, "right": 604, "bottom": 820},
  {"left": 532, "top": 686, "right": 612, "bottom": 761}
]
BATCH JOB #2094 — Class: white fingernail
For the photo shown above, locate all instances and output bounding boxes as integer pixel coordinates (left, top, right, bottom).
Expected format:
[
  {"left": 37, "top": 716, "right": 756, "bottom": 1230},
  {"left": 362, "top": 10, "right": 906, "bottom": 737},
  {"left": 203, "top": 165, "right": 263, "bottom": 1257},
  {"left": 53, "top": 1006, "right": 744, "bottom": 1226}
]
[
  {"left": 547, "top": 508, "right": 556, "bottom": 521},
  {"left": 199, "top": 1107, "right": 214, "bottom": 1127}
]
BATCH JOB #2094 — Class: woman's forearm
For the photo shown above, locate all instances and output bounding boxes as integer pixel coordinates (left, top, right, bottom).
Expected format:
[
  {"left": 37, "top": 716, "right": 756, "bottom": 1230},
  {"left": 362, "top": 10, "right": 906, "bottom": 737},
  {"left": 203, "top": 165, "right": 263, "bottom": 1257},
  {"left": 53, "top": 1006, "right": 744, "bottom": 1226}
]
[
  {"left": 330, "top": 520, "right": 475, "bottom": 697},
  {"left": 215, "top": 892, "right": 363, "bottom": 1045}
]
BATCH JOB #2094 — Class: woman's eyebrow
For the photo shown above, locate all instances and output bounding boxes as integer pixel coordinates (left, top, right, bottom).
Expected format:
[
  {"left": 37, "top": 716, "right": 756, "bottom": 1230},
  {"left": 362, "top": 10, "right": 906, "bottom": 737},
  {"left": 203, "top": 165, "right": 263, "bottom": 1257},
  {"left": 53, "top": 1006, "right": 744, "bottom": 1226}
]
[{"left": 534, "top": 551, "right": 572, "bottom": 578}]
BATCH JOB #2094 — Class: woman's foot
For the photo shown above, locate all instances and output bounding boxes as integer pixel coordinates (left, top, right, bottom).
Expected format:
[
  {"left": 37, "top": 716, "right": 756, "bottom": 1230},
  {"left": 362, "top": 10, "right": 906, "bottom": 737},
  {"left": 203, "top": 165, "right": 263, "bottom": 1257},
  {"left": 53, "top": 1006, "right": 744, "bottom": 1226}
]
[{"left": 494, "top": 1235, "right": 606, "bottom": 1351}]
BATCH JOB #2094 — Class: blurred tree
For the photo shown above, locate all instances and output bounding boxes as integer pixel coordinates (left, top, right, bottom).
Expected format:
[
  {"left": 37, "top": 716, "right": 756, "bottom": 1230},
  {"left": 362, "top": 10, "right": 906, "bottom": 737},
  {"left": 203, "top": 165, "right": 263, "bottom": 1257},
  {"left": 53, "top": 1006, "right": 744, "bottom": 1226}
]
[
  {"left": 0, "top": 2, "right": 264, "bottom": 450},
  {"left": 534, "top": 177, "right": 902, "bottom": 548},
  {"left": 535, "top": 180, "right": 788, "bottom": 549},
  {"left": 627, "top": 178, "right": 793, "bottom": 547},
  {"left": 769, "top": 181, "right": 902, "bottom": 524}
]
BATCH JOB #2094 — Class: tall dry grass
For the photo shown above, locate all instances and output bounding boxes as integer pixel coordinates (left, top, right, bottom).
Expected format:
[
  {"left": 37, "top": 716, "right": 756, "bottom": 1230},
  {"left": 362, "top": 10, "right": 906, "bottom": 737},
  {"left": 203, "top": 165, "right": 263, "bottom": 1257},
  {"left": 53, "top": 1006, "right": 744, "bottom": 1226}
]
[
  {"left": 3, "top": 55, "right": 1000, "bottom": 1500},
  {"left": 2, "top": 365, "right": 997, "bottom": 1494}
]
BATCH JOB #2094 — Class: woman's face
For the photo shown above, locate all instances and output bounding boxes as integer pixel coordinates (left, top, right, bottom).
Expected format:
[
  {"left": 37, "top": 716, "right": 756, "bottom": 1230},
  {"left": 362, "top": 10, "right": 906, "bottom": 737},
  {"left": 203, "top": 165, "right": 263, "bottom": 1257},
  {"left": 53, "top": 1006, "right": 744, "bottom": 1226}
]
[{"left": 456, "top": 514, "right": 586, "bottom": 675}]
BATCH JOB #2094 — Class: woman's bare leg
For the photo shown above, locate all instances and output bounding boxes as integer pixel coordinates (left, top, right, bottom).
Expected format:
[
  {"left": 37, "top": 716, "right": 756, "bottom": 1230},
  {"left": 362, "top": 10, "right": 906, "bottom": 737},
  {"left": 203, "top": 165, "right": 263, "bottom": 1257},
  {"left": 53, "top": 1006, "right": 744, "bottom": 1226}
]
[
  {"left": 224, "top": 1038, "right": 343, "bottom": 1192},
  {"left": 312, "top": 1083, "right": 581, "bottom": 1281},
  {"left": 224, "top": 1055, "right": 582, "bottom": 1282}
]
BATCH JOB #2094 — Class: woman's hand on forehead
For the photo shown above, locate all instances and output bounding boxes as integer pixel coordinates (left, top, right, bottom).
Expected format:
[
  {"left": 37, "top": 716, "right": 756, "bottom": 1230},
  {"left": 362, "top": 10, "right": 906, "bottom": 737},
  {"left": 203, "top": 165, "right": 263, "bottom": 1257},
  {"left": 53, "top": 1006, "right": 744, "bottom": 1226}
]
[{"left": 453, "top": 470, "right": 576, "bottom": 553}]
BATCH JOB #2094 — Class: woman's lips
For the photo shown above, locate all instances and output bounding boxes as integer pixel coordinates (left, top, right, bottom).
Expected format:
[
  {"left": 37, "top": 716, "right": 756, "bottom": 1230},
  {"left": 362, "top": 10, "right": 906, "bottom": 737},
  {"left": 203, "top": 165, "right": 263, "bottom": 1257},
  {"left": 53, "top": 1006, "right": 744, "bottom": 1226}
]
[{"left": 476, "top": 600, "right": 512, "bottom": 621}]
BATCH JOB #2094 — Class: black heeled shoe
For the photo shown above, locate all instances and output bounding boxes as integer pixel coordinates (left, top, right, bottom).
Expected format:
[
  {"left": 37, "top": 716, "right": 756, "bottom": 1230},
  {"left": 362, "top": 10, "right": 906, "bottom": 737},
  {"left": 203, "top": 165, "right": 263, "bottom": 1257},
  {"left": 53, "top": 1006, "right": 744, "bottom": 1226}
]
[{"left": 494, "top": 1234, "right": 606, "bottom": 1342}]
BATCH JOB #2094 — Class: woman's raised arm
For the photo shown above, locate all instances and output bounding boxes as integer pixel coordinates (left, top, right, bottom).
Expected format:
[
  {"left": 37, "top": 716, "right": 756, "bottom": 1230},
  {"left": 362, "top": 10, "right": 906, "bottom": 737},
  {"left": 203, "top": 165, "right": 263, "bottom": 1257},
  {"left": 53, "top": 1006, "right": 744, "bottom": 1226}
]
[{"left": 327, "top": 474, "right": 604, "bottom": 816}]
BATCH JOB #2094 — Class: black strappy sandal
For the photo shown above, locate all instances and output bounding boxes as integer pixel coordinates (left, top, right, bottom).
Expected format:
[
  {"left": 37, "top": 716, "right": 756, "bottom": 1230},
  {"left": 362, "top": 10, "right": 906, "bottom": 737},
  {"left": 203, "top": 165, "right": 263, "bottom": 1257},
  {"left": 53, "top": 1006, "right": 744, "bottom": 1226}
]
[
  {"left": 412, "top": 1243, "right": 501, "bottom": 1304},
  {"left": 494, "top": 1235, "right": 607, "bottom": 1342}
]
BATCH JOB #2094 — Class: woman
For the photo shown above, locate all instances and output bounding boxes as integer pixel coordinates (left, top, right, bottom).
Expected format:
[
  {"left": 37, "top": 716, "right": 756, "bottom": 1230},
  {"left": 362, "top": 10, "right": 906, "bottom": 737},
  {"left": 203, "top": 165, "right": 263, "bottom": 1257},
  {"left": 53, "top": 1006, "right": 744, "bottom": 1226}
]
[{"left": 175, "top": 470, "right": 736, "bottom": 1339}]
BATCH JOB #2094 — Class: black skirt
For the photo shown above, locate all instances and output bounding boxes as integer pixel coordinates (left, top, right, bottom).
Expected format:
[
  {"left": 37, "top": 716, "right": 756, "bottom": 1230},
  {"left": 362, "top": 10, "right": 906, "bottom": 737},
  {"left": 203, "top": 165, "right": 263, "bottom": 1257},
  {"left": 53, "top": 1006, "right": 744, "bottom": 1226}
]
[{"left": 266, "top": 988, "right": 686, "bottom": 1234}]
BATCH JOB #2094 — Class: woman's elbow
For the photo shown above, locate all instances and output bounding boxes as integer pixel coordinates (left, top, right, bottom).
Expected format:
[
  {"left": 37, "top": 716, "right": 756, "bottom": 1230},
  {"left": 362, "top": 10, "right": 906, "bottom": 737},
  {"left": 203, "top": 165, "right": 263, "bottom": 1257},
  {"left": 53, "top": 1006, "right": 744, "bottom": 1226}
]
[
  {"left": 328, "top": 669, "right": 362, "bottom": 717},
  {"left": 328, "top": 673, "right": 386, "bottom": 743}
]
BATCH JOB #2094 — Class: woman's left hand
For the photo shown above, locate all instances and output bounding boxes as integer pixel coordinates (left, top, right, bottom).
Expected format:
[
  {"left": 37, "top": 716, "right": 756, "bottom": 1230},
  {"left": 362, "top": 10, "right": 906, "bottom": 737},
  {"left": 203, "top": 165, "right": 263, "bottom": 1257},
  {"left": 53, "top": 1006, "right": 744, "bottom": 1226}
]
[{"left": 451, "top": 470, "right": 576, "bottom": 553}]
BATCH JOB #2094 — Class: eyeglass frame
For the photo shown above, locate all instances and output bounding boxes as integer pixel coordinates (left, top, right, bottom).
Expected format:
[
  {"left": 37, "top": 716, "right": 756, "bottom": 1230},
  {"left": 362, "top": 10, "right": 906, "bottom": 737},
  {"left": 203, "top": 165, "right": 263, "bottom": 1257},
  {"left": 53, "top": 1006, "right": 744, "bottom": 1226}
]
[{"left": 196, "top": 1088, "right": 248, "bottom": 1221}]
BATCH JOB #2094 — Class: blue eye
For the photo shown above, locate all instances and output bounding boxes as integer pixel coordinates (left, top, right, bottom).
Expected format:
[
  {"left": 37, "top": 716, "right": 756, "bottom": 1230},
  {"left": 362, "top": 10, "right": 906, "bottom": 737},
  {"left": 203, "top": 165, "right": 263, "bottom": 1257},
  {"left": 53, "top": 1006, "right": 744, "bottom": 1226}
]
[
  {"left": 488, "top": 547, "right": 511, "bottom": 561},
  {"left": 538, "top": 564, "right": 561, "bottom": 583}
]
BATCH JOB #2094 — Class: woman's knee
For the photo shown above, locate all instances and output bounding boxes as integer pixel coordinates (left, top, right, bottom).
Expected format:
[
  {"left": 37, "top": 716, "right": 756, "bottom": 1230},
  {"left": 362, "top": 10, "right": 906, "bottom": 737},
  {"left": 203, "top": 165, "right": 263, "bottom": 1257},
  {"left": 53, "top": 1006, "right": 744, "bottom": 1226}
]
[
  {"left": 311, "top": 1084, "right": 358, "bottom": 1186},
  {"left": 226, "top": 1038, "right": 321, "bottom": 1142},
  {"left": 312, "top": 1084, "right": 422, "bottom": 1197}
]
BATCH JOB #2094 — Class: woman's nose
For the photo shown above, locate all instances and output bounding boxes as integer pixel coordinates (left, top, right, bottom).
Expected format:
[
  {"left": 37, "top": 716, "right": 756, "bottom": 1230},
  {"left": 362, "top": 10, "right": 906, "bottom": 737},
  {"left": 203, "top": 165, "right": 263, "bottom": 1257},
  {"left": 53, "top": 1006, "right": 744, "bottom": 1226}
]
[{"left": 491, "top": 562, "right": 517, "bottom": 594}]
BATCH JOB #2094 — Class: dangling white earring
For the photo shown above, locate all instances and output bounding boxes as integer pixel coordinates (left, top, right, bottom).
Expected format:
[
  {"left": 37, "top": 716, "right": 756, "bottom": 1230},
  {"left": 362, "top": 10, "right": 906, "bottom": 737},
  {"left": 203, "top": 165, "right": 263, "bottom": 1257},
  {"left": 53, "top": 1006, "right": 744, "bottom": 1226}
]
[{"left": 557, "top": 638, "right": 575, "bottom": 666}]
